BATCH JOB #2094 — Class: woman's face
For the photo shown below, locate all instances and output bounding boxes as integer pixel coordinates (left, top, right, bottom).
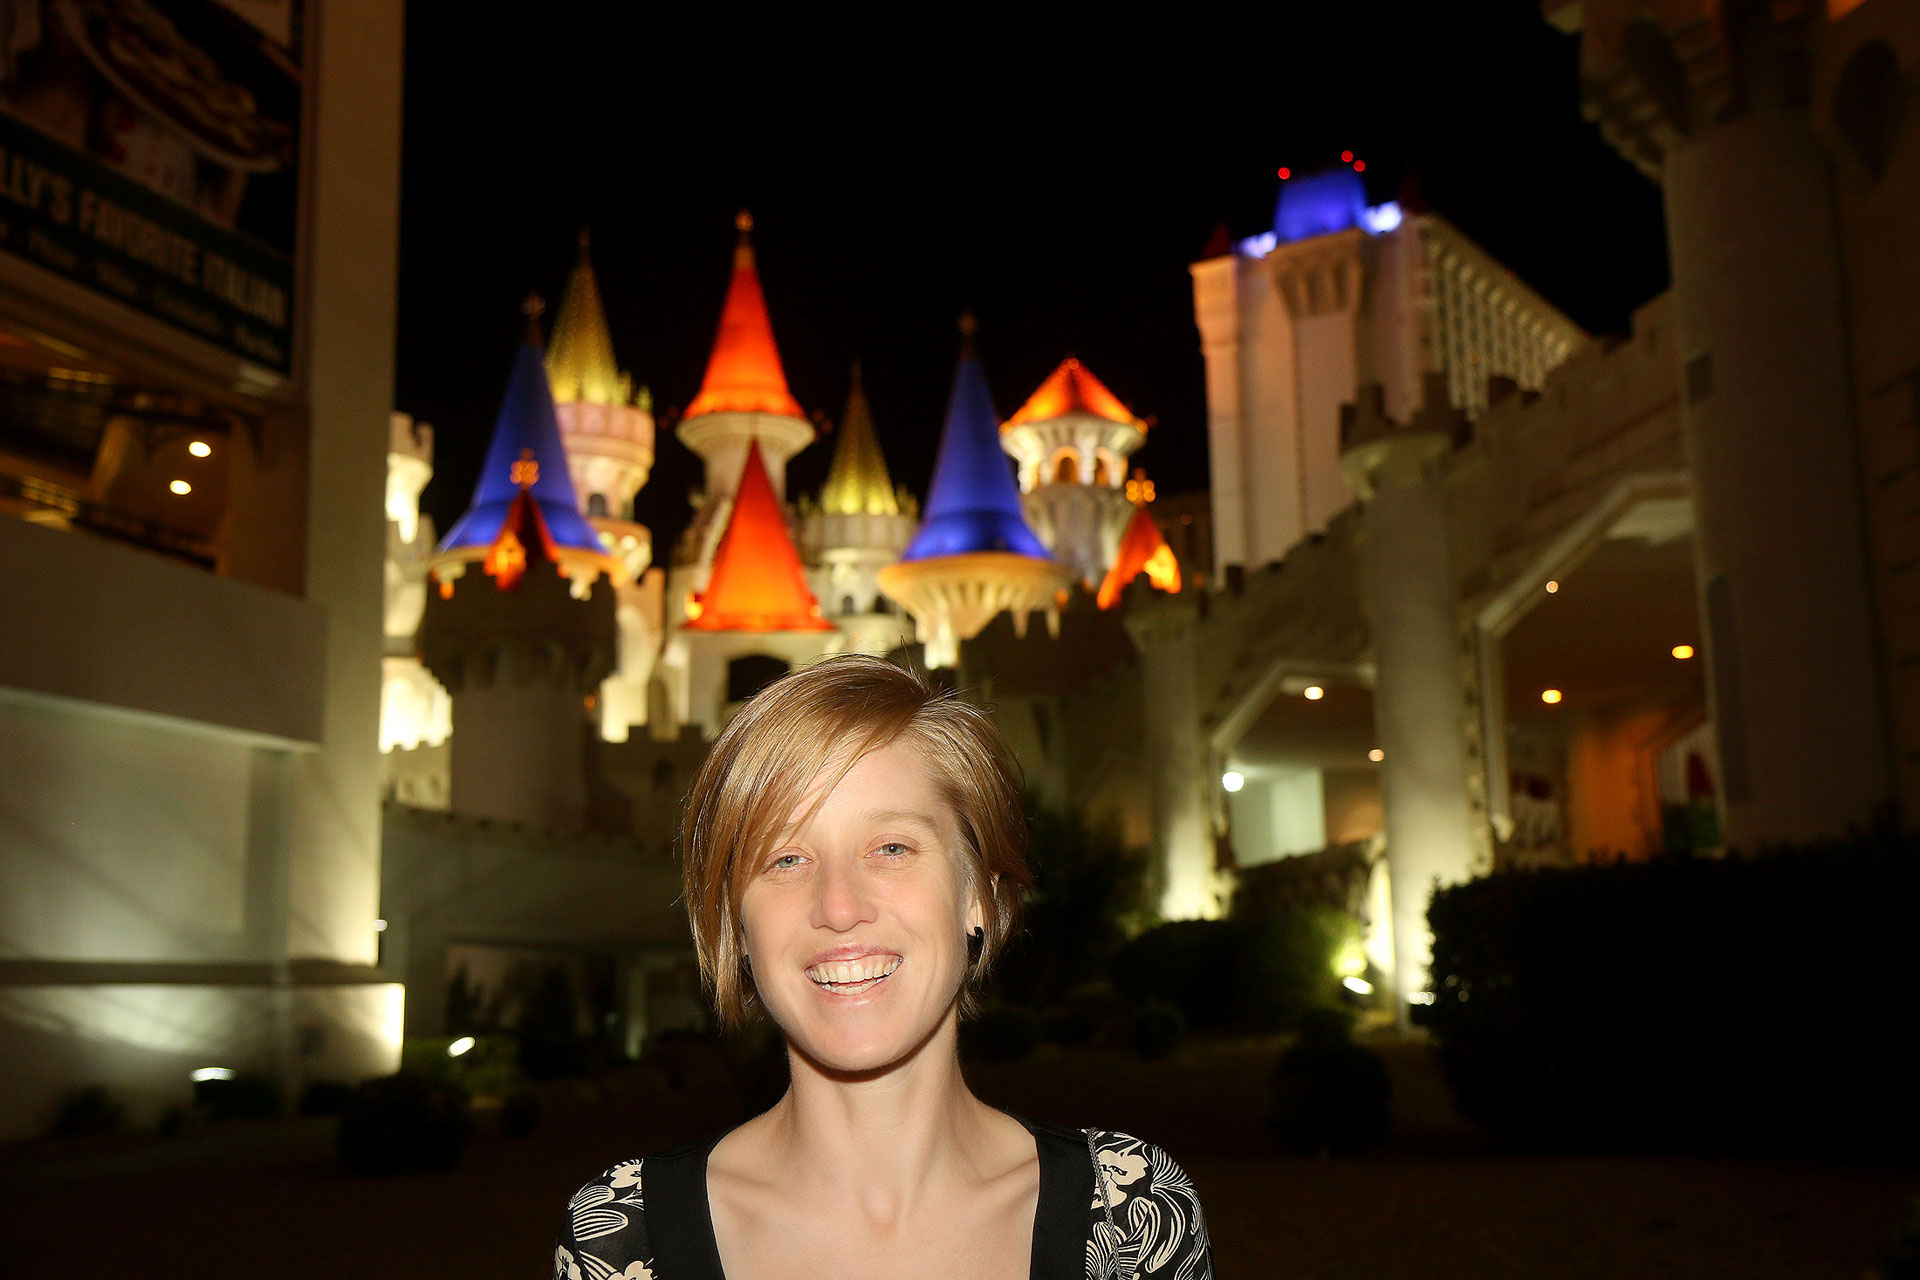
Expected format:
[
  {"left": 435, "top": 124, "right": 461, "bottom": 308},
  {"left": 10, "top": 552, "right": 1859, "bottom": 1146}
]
[{"left": 737, "top": 738, "right": 982, "bottom": 1075}]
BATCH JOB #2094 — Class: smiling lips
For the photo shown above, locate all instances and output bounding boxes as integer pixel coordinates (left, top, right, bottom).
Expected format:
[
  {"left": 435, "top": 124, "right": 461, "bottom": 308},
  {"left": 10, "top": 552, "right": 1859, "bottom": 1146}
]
[{"left": 805, "top": 954, "right": 902, "bottom": 996}]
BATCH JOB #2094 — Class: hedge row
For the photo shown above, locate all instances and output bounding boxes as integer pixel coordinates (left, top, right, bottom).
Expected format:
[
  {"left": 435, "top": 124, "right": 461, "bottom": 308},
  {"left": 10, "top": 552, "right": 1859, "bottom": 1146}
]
[{"left": 1426, "top": 835, "right": 1920, "bottom": 1156}]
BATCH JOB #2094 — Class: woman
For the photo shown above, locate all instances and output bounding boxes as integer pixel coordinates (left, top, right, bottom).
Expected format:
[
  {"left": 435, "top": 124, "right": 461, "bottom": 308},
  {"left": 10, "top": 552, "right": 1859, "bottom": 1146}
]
[{"left": 555, "top": 655, "right": 1212, "bottom": 1280}]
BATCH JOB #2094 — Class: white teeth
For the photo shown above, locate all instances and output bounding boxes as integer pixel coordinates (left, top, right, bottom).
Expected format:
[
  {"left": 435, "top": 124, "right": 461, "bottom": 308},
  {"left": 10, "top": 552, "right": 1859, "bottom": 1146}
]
[{"left": 806, "top": 956, "right": 901, "bottom": 989}]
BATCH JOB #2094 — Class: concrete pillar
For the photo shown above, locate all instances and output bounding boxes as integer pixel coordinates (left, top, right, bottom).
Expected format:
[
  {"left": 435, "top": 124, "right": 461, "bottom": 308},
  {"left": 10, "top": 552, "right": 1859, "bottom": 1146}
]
[
  {"left": 1343, "top": 385, "right": 1476, "bottom": 1016},
  {"left": 1126, "top": 595, "right": 1224, "bottom": 919},
  {"left": 1664, "top": 108, "right": 1891, "bottom": 845}
]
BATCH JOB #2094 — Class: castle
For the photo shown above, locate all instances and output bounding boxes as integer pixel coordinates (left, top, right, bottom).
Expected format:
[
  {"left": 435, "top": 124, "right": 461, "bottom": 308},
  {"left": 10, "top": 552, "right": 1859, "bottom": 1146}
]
[{"left": 2, "top": 0, "right": 1914, "bottom": 1136}]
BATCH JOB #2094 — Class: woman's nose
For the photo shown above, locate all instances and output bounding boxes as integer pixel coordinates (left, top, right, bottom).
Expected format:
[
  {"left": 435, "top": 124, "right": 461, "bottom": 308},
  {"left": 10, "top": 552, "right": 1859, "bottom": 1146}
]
[{"left": 812, "top": 855, "right": 875, "bottom": 932}]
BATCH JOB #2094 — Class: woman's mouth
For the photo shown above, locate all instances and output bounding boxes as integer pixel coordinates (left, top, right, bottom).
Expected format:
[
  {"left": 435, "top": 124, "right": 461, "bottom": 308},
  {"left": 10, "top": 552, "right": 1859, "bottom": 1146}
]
[{"left": 804, "top": 955, "right": 902, "bottom": 995}]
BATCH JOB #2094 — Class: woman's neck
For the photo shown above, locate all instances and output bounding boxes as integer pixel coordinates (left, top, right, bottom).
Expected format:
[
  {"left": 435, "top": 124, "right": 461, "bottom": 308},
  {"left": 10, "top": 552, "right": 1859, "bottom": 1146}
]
[{"left": 757, "top": 1013, "right": 1010, "bottom": 1220}]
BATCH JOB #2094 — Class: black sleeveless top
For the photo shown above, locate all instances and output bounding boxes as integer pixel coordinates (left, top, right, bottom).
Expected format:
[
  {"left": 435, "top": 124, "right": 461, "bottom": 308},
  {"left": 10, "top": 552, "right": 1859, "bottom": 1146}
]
[{"left": 553, "top": 1117, "right": 1214, "bottom": 1280}]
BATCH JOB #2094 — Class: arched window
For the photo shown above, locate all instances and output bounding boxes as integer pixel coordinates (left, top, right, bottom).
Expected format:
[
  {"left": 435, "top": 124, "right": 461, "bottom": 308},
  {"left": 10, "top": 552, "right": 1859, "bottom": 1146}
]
[
  {"left": 1092, "top": 454, "right": 1112, "bottom": 487},
  {"left": 587, "top": 493, "right": 609, "bottom": 518},
  {"left": 1835, "top": 40, "right": 1904, "bottom": 181},
  {"left": 727, "top": 654, "right": 790, "bottom": 704},
  {"left": 1053, "top": 450, "right": 1080, "bottom": 485}
]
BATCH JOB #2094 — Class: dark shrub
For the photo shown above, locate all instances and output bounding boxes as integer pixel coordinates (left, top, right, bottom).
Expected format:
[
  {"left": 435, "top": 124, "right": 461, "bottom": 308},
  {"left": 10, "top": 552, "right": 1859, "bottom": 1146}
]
[
  {"left": 1427, "top": 835, "right": 1920, "bottom": 1156},
  {"left": 1269, "top": 1009, "right": 1390, "bottom": 1154},
  {"left": 992, "top": 798, "right": 1153, "bottom": 1009},
  {"left": 199, "top": 1072, "right": 281, "bottom": 1121},
  {"left": 1037, "top": 1005, "right": 1096, "bottom": 1046},
  {"left": 1113, "top": 911, "right": 1351, "bottom": 1033},
  {"left": 961, "top": 1007, "right": 1039, "bottom": 1063},
  {"left": 299, "top": 1080, "right": 352, "bottom": 1117},
  {"left": 499, "top": 1089, "right": 542, "bottom": 1139},
  {"left": 50, "top": 1085, "right": 124, "bottom": 1137},
  {"left": 1112, "top": 921, "right": 1239, "bottom": 1029},
  {"left": 337, "top": 1073, "right": 471, "bottom": 1175},
  {"left": 1126, "top": 1000, "right": 1186, "bottom": 1060}
]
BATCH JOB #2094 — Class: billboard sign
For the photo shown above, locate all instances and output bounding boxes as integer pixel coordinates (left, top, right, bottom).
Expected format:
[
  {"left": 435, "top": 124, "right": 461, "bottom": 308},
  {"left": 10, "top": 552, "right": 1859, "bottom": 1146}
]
[{"left": 0, "top": 0, "right": 301, "bottom": 373}]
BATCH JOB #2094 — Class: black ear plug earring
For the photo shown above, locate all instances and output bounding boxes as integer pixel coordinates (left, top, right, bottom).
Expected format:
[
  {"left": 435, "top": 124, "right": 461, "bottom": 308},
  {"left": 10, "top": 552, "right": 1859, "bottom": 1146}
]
[{"left": 967, "top": 926, "right": 985, "bottom": 963}]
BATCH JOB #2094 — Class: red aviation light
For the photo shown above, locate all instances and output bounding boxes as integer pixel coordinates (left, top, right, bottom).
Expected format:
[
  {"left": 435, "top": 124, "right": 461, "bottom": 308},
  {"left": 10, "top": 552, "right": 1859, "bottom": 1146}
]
[
  {"left": 1277, "top": 166, "right": 1291, "bottom": 179},
  {"left": 1353, "top": 160, "right": 1366, "bottom": 171},
  {"left": 1340, "top": 150, "right": 1354, "bottom": 163}
]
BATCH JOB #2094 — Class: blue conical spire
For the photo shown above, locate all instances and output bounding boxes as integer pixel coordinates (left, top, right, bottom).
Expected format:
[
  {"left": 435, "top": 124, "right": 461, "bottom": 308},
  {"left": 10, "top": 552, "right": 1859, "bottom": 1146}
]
[
  {"left": 899, "top": 330, "right": 1052, "bottom": 563},
  {"left": 438, "top": 333, "right": 604, "bottom": 557}
]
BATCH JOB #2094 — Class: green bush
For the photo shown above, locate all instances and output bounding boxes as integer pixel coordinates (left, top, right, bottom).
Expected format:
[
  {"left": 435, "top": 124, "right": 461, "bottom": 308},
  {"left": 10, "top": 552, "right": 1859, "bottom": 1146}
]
[
  {"left": 1427, "top": 835, "right": 1920, "bottom": 1156},
  {"left": 1125, "top": 1001, "right": 1186, "bottom": 1060},
  {"left": 960, "top": 1006, "right": 1039, "bottom": 1063},
  {"left": 337, "top": 1072, "right": 471, "bottom": 1175},
  {"left": 50, "top": 1085, "right": 124, "bottom": 1137},
  {"left": 1269, "top": 1009, "right": 1390, "bottom": 1154},
  {"left": 991, "top": 798, "right": 1152, "bottom": 1009},
  {"left": 1111, "top": 910, "right": 1352, "bottom": 1033}
]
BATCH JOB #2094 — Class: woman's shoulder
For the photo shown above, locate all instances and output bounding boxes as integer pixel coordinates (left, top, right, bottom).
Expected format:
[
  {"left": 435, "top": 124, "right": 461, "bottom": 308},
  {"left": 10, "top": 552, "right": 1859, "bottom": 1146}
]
[
  {"left": 554, "top": 1138, "right": 716, "bottom": 1280},
  {"left": 1080, "top": 1128, "right": 1213, "bottom": 1280}
]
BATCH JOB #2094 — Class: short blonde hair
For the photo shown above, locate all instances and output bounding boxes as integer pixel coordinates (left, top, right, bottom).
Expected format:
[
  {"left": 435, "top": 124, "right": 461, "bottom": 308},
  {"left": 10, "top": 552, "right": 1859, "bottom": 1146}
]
[{"left": 680, "top": 655, "right": 1030, "bottom": 1028}]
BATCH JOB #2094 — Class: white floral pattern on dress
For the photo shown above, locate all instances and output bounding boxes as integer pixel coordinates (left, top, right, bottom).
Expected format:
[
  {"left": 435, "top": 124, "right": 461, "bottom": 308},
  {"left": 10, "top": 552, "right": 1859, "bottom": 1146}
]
[
  {"left": 555, "top": 1128, "right": 1212, "bottom": 1280},
  {"left": 1085, "top": 1130, "right": 1213, "bottom": 1280}
]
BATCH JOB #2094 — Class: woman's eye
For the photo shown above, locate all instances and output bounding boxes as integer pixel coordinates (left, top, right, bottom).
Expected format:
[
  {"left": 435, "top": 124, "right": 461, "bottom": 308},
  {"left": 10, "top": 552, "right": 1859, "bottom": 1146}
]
[
  {"left": 874, "top": 842, "right": 911, "bottom": 858},
  {"left": 770, "top": 853, "right": 805, "bottom": 871}
]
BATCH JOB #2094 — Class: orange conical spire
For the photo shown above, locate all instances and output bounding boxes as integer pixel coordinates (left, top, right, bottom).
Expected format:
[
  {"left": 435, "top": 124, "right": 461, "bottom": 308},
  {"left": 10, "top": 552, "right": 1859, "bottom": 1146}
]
[
  {"left": 684, "top": 211, "right": 805, "bottom": 420},
  {"left": 1096, "top": 504, "right": 1182, "bottom": 609},
  {"left": 684, "top": 440, "right": 833, "bottom": 631}
]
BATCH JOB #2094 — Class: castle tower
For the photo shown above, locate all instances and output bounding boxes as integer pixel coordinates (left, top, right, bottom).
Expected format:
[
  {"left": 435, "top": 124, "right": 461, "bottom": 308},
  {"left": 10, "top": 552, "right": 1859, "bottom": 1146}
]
[
  {"left": 674, "top": 211, "right": 814, "bottom": 583},
  {"left": 999, "top": 357, "right": 1148, "bottom": 588},
  {"left": 878, "top": 319, "right": 1068, "bottom": 668},
  {"left": 545, "top": 232, "right": 665, "bottom": 742},
  {"left": 546, "top": 228, "right": 656, "bottom": 580},
  {"left": 418, "top": 312, "right": 621, "bottom": 831},
  {"left": 799, "top": 360, "right": 918, "bottom": 654},
  {"left": 1096, "top": 500, "right": 1182, "bottom": 610},
  {"left": 676, "top": 440, "right": 837, "bottom": 734}
]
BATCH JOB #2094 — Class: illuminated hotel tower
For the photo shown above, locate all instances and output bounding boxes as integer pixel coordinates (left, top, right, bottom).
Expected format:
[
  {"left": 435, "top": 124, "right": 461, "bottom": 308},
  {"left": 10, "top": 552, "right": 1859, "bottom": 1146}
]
[
  {"left": 879, "top": 319, "right": 1068, "bottom": 668},
  {"left": 999, "top": 357, "right": 1148, "bottom": 589},
  {"left": 418, "top": 315, "right": 621, "bottom": 830},
  {"left": 544, "top": 232, "right": 663, "bottom": 741}
]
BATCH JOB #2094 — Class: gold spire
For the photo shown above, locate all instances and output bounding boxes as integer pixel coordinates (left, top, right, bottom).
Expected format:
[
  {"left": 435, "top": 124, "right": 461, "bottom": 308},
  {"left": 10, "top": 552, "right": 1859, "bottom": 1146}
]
[
  {"left": 820, "top": 359, "right": 900, "bottom": 516},
  {"left": 545, "top": 227, "right": 628, "bottom": 406}
]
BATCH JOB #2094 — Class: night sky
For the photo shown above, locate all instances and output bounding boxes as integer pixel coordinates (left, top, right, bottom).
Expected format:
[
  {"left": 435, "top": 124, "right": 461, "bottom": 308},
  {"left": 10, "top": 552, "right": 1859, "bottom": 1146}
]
[{"left": 396, "top": 3, "right": 1669, "bottom": 555}]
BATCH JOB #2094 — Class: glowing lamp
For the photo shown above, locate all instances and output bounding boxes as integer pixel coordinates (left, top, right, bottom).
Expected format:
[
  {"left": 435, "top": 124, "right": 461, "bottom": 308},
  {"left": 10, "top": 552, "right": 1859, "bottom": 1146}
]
[
  {"left": 1541, "top": 689, "right": 1564, "bottom": 705},
  {"left": 1340, "top": 150, "right": 1353, "bottom": 163},
  {"left": 1409, "top": 991, "right": 1437, "bottom": 1006},
  {"left": 1368, "top": 748, "right": 1385, "bottom": 763},
  {"left": 1277, "top": 167, "right": 1291, "bottom": 179},
  {"left": 169, "top": 479, "right": 191, "bottom": 495},
  {"left": 189, "top": 1067, "right": 236, "bottom": 1082},
  {"left": 188, "top": 440, "right": 211, "bottom": 457},
  {"left": 1545, "top": 580, "right": 1559, "bottom": 593},
  {"left": 1672, "top": 644, "right": 1695, "bottom": 660},
  {"left": 373, "top": 919, "right": 388, "bottom": 932},
  {"left": 1353, "top": 160, "right": 1366, "bottom": 172},
  {"left": 1303, "top": 685, "right": 1325, "bottom": 701},
  {"left": 1343, "top": 976, "right": 1374, "bottom": 996},
  {"left": 448, "top": 1036, "right": 476, "bottom": 1057},
  {"left": 1222, "top": 770, "right": 1245, "bottom": 793}
]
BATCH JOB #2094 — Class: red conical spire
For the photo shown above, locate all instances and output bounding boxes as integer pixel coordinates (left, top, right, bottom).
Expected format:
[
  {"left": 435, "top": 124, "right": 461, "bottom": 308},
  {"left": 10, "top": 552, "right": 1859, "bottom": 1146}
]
[
  {"left": 684, "top": 211, "right": 805, "bottom": 420},
  {"left": 684, "top": 440, "right": 833, "bottom": 631},
  {"left": 1096, "top": 504, "right": 1182, "bottom": 609}
]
